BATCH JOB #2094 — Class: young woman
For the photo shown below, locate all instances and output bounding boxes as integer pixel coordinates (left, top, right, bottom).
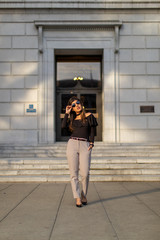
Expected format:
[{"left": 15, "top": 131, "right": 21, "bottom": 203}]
[{"left": 61, "top": 96, "right": 98, "bottom": 207}]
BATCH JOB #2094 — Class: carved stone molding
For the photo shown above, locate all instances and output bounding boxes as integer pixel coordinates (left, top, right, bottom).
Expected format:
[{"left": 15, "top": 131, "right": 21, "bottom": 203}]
[
  {"left": 35, "top": 20, "right": 122, "bottom": 54},
  {"left": 1, "top": 1, "right": 160, "bottom": 9}
]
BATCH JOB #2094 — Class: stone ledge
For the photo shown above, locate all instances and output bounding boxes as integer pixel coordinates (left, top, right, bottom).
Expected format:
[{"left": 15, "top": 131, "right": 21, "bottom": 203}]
[
  {"left": 34, "top": 20, "right": 122, "bottom": 28},
  {"left": 1, "top": 1, "right": 160, "bottom": 9}
]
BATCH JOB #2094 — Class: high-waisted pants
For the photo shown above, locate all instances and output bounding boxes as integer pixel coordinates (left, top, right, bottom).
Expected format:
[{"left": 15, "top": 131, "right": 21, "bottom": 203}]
[{"left": 66, "top": 139, "right": 92, "bottom": 199}]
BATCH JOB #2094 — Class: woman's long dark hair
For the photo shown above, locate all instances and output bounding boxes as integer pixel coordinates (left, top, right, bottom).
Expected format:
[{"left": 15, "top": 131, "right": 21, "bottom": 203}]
[{"left": 68, "top": 96, "right": 86, "bottom": 132}]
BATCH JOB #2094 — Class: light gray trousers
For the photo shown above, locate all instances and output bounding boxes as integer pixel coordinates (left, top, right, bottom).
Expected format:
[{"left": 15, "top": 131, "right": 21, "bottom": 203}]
[{"left": 66, "top": 139, "right": 92, "bottom": 199}]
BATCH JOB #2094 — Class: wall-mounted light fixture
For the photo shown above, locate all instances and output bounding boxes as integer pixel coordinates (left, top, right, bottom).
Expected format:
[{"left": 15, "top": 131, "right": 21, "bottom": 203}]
[{"left": 73, "top": 76, "right": 83, "bottom": 81}]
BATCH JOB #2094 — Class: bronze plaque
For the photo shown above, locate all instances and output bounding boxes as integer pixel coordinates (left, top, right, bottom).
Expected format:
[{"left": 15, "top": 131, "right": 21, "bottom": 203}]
[{"left": 140, "top": 106, "right": 154, "bottom": 113}]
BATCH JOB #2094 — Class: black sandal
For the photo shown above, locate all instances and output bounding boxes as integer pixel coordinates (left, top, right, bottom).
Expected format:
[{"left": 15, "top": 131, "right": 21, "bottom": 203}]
[
  {"left": 81, "top": 192, "right": 88, "bottom": 205},
  {"left": 76, "top": 204, "right": 82, "bottom": 208}
]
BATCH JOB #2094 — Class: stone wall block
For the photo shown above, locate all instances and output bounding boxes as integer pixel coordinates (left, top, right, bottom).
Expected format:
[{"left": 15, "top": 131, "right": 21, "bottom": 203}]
[
  {"left": 119, "top": 49, "right": 132, "bottom": 61},
  {"left": 25, "top": 49, "right": 38, "bottom": 61},
  {"left": 0, "top": 49, "right": 25, "bottom": 62},
  {"left": 0, "top": 37, "right": 11, "bottom": 48},
  {"left": 119, "top": 36, "right": 145, "bottom": 48},
  {"left": 120, "top": 76, "right": 133, "bottom": 88},
  {"left": 12, "top": 36, "right": 38, "bottom": 48},
  {"left": 120, "top": 23, "right": 132, "bottom": 36},
  {"left": 11, "top": 89, "right": 37, "bottom": 102},
  {"left": 120, "top": 130, "right": 135, "bottom": 142},
  {"left": 147, "top": 63, "right": 160, "bottom": 74},
  {"left": 26, "top": 23, "right": 37, "bottom": 36},
  {"left": 147, "top": 89, "right": 160, "bottom": 101},
  {"left": 120, "top": 130, "right": 160, "bottom": 143},
  {"left": 24, "top": 76, "right": 38, "bottom": 88},
  {"left": 133, "top": 49, "right": 159, "bottom": 62},
  {"left": 120, "top": 89, "right": 146, "bottom": 102},
  {"left": 11, "top": 116, "right": 37, "bottom": 129},
  {"left": 133, "top": 76, "right": 160, "bottom": 88},
  {"left": 146, "top": 37, "right": 160, "bottom": 48},
  {"left": 148, "top": 117, "right": 160, "bottom": 129},
  {"left": 0, "top": 130, "right": 37, "bottom": 144},
  {"left": 120, "top": 103, "right": 133, "bottom": 115},
  {"left": 133, "top": 23, "right": 158, "bottom": 35},
  {"left": 0, "top": 103, "right": 24, "bottom": 116},
  {"left": 0, "top": 117, "right": 10, "bottom": 129},
  {"left": 0, "top": 23, "right": 25, "bottom": 35},
  {"left": 0, "top": 90, "right": 10, "bottom": 102},
  {"left": 120, "top": 62, "right": 146, "bottom": 75},
  {"left": 120, "top": 116, "right": 147, "bottom": 129},
  {"left": 0, "top": 76, "right": 25, "bottom": 88},
  {"left": 12, "top": 62, "right": 38, "bottom": 75},
  {"left": 0, "top": 63, "right": 10, "bottom": 75}
]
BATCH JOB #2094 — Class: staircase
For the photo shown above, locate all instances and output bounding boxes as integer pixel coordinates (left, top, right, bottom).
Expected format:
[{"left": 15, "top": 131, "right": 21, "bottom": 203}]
[{"left": 0, "top": 142, "right": 160, "bottom": 182}]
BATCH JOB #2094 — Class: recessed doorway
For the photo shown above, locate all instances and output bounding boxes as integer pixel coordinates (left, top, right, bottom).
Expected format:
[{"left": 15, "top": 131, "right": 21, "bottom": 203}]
[{"left": 56, "top": 55, "right": 102, "bottom": 141}]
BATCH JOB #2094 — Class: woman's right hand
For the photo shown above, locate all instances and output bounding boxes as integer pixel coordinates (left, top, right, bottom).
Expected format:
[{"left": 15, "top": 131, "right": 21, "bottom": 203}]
[{"left": 66, "top": 105, "right": 72, "bottom": 114}]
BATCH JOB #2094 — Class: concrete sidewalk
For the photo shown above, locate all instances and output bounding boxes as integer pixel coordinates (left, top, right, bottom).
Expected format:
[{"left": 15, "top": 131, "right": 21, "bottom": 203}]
[{"left": 0, "top": 182, "right": 160, "bottom": 240}]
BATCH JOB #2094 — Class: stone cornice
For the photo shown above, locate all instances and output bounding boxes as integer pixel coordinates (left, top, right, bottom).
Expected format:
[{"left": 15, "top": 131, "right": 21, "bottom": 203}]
[
  {"left": 34, "top": 20, "right": 122, "bottom": 54},
  {"left": 1, "top": 1, "right": 160, "bottom": 9},
  {"left": 34, "top": 20, "right": 122, "bottom": 29}
]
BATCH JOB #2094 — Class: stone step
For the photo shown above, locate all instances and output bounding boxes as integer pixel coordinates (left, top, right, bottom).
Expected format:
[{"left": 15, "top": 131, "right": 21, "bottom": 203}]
[
  {"left": 1, "top": 145, "right": 160, "bottom": 152},
  {"left": 0, "top": 161, "right": 160, "bottom": 168},
  {"left": 1, "top": 147, "right": 160, "bottom": 152},
  {"left": 0, "top": 174, "right": 160, "bottom": 182},
  {"left": 1, "top": 143, "right": 160, "bottom": 159},
  {"left": 0, "top": 143, "right": 160, "bottom": 182},
  {"left": 1, "top": 165, "right": 160, "bottom": 173},
  {"left": 1, "top": 145, "right": 160, "bottom": 150},
  {"left": 1, "top": 152, "right": 160, "bottom": 158},
  {"left": 0, "top": 169, "right": 160, "bottom": 176},
  {"left": 0, "top": 143, "right": 160, "bottom": 148},
  {"left": 0, "top": 157, "right": 160, "bottom": 164},
  {"left": 0, "top": 164, "right": 160, "bottom": 172}
]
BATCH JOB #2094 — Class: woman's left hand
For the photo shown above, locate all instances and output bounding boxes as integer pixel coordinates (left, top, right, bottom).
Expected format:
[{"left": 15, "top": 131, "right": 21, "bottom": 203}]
[{"left": 88, "top": 143, "right": 94, "bottom": 151}]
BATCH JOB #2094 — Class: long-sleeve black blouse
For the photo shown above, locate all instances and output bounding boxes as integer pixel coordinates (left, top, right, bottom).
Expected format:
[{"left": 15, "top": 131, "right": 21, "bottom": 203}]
[{"left": 61, "top": 113, "right": 98, "bottom": 143}]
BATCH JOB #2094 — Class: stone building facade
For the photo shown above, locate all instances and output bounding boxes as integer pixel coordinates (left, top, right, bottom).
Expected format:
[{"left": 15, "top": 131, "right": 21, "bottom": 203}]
[{"left": 0, "top": 0, "right": 160, "bottom": 145}]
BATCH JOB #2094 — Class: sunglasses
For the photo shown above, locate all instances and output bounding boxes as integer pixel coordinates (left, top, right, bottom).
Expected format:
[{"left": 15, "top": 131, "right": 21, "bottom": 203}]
[{"left": 72, "top": 101, "right": 81, "bottom": 107}]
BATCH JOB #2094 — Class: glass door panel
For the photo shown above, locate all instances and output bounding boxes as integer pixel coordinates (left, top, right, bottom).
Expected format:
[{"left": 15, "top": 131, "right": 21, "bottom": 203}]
[
  {"left": 80, "top": 93, "right": 102, "bottom": 141},
  {"left": 61, "top": 93, "right": 77, "bottom": 138},
  {"left": 80, "top": 94, "right": 96, "bottom": 113},
  {"left": 56, "top": 93, "right": 77, "bottom": 141},
  {"left": 56, "top": 55, "right": 102, "bottom": 89}
]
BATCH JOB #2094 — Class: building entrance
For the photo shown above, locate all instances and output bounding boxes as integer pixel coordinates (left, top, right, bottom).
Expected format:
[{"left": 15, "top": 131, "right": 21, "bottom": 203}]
[{"left": 56, "top": 55, "right": 102, "bottom": 141}]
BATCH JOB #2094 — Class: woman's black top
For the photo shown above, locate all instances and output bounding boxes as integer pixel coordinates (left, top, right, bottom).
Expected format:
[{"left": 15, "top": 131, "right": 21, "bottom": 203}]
[{"left": 61, "top": 113, "right": 98, "bottom": 143}]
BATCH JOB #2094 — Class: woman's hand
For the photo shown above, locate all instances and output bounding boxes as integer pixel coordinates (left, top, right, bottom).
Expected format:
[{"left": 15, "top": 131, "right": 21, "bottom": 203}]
[
  {"left": 66, "top": 105, "right": 72, "bottom": 114},
  {"left": 88, "top": 143, "right": 94, "bottom": 151}
]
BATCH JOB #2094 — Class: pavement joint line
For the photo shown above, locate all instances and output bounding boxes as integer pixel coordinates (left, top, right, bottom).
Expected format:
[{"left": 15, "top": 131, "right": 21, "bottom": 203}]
[
  {"left": 148, "top": 181, "right": 160, "bottom": 189},
  {"left": 0, "top": 183, "right": 40, "bottom": 223},
  {"left": 121, "top": 182, "right": 160, "bottom": 218},
  {"left": 93, "top": 182, "right": 119, "bottom": 240},
  {"left": 0, "top": 184, "right": 13, "bottom": 192},
  {"left": 48, "top": 183, "right": 67, "bottom": 240}
]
